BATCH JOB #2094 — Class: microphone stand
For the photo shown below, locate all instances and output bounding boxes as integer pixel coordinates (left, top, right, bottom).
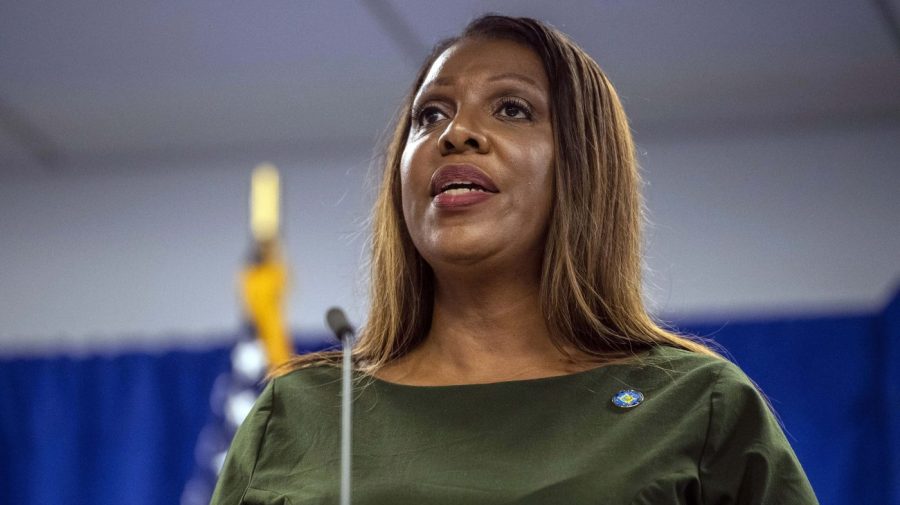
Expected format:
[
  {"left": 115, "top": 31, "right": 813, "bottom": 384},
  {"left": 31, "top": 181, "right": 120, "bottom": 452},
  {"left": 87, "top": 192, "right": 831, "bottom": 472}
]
[
  {"left": 340, "top": 332, "right": 353, "bottom": 505},
  {"left": 327, "top": 308, "right": 355, "bottom": 505}
]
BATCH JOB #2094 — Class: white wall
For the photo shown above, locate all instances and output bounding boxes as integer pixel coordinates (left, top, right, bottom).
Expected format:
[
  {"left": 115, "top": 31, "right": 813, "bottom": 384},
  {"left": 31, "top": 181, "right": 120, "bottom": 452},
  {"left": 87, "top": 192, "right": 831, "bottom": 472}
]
[
  {"left": 1, "top": 123, "right": 898, "bottom": 354},
  {"left": 640, "top": 122, "right": 900, "bottom": 319},
  {"left": 0, "top": 148, "right": 375, "bottom": 353}
]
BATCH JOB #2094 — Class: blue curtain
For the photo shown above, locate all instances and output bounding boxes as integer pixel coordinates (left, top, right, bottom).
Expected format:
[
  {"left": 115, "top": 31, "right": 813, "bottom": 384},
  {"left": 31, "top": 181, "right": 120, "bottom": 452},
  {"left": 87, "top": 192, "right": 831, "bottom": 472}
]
[
  {"left": 1, "top": 346, "right": 232, "bottom": 505},
  {"left": 1, "top": 291, "right": 897, "bottom": 505}
]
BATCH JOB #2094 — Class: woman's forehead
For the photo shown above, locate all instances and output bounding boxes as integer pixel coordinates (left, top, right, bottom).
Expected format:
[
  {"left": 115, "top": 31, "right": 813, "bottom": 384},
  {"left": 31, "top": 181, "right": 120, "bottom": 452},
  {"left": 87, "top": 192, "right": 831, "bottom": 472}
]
[{"left": 417, "top": 38, "right": 548, "bottom": 95}]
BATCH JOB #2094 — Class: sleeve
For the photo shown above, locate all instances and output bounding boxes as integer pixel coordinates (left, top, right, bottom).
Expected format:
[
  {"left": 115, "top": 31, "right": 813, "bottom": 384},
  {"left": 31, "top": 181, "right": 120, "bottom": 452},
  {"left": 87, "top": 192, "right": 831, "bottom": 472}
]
[
  {"left": 209, "top": 381, "right": 275, "bottom": 505},
  {"left": 699, "top": 362, "right": 819, "bottom": 505}
]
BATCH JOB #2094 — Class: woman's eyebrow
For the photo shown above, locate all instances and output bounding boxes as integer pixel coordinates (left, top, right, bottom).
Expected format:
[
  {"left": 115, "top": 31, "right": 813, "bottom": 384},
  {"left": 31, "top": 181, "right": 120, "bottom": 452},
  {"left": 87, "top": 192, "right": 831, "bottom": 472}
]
[{"left": 427, "top": 76, "right": 455, "bottom": 87}]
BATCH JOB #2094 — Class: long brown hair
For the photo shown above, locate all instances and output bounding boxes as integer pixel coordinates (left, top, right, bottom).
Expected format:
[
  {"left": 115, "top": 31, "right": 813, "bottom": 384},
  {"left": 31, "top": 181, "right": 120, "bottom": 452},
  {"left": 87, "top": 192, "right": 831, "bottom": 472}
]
[{"left": 275, "top": 14, "right": 717, "bottom": 376}]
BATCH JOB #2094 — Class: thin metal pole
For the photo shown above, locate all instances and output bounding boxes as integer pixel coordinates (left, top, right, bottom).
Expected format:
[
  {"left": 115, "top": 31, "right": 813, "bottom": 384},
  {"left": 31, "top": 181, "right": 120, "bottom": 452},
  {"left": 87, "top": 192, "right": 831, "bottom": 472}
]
[{"left": 340, "top": 339, "right": 352, "bottom": 505}]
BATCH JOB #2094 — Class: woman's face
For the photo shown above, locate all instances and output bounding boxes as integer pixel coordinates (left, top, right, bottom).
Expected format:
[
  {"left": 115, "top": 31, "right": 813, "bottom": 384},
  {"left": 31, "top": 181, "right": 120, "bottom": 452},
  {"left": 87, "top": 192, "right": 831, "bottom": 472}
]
[{"left": 400, "top": 38, "right": 554, "bottom": 273}]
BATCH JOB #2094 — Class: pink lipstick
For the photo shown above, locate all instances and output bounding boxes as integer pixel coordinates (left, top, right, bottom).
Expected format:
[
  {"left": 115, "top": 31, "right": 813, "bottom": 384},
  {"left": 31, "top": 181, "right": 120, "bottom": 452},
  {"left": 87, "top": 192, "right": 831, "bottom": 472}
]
[{"left": 430, "top": 164, "right": 499, "bottom": 209}]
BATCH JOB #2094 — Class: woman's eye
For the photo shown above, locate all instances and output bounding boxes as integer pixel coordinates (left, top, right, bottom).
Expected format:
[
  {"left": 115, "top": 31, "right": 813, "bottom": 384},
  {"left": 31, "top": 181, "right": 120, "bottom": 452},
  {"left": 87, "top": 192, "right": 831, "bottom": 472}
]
[
  {"left": 415, "top": 106, "right": 447, "bottom": 127},
  {"left": 496, "top": 99, "right": 533, "bottom": 120}
]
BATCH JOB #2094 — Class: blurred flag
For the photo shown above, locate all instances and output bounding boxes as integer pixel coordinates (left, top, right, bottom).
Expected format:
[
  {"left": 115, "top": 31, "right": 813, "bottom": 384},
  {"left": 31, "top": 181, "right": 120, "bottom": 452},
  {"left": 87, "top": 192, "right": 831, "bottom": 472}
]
[{"left": 181, "top": 164, "right": 295, "bottom": 505}]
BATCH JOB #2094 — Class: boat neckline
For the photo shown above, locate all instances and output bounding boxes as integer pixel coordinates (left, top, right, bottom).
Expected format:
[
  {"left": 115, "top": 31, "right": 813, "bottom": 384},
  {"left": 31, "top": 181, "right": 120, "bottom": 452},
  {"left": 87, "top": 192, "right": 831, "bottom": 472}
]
[{"left": 359, "top": 346, "right": 659, "bottom": 390}]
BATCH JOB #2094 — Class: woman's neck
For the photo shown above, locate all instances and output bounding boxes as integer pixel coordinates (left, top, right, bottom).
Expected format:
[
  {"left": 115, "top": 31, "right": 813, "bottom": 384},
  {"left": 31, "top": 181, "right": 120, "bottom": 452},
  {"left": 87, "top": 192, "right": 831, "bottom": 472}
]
[{"left": 376, "top": 268, "right": 595, "bottom": 386}]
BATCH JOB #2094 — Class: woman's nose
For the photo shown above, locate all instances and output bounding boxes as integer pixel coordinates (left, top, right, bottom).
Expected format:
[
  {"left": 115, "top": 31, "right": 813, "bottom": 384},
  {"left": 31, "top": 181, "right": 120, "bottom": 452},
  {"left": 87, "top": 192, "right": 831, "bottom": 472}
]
[{"left": 438, "top": 113, "right": 490, "bottom": 156}]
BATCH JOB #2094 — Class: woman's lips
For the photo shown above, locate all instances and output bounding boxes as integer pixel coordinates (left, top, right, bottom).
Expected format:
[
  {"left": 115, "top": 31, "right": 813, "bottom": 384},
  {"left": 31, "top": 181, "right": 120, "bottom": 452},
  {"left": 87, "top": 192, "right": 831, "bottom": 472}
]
[{"left": 429, "top": 164, "right": 499, "bottom": 209}]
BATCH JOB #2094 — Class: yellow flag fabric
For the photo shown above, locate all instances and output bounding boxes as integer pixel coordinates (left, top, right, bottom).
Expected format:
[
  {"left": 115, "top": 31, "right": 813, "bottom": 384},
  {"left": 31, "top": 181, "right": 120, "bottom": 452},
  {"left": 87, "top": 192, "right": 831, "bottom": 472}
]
[{"left": 240, "top": 258, "right": 293, "bottom": 369}]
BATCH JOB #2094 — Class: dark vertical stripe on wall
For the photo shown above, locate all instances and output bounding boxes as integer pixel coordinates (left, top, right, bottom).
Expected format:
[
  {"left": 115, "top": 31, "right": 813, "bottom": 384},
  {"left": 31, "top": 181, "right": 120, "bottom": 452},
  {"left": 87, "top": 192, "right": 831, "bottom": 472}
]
[{"left": 880, "top": 289, "right": 900, "bottom": 505}]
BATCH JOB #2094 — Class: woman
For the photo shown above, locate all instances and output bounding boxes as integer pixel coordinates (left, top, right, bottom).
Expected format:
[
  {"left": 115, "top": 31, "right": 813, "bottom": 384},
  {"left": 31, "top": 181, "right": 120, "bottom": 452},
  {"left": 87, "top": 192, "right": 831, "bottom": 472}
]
[{"left": 211, "top": 15, "right": 818, "bottom": 504}]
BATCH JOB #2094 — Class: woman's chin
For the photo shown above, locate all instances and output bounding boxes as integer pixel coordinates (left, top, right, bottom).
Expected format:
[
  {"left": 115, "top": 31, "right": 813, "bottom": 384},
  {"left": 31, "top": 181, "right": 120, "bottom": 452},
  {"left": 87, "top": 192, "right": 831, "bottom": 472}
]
[
  {"left": 422, "top": 241, "right": 543, "bottom": 278},
  {"left": 419, "top": 237, "right": 503, "bottom": 269},
  {"left": 426, "top": 247, "right": 496, "bottom": 268}
]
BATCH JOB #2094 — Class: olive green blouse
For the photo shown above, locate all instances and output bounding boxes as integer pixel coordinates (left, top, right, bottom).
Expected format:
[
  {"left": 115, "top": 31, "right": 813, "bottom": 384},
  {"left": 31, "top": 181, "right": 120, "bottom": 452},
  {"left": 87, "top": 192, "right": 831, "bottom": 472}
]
[{"left": 210, "top": 346, "right": 818, "bottom": 504}]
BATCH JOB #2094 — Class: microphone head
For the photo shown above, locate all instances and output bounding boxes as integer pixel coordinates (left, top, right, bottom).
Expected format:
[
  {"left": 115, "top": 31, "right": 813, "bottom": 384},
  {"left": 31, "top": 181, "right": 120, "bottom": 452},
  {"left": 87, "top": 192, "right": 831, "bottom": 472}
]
[{"left": 326, "top": 307, "right": 353, "bottom": 341}]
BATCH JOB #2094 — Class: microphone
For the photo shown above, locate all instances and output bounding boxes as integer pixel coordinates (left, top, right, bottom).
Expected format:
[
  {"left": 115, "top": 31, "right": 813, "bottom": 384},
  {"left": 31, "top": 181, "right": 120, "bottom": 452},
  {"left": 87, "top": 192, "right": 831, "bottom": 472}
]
[
  {"left": 327, "top": 307, "right": 355, "bottom": 343},
  {"left": 326, "top": 307, "right": 354, "bottom": 505}
]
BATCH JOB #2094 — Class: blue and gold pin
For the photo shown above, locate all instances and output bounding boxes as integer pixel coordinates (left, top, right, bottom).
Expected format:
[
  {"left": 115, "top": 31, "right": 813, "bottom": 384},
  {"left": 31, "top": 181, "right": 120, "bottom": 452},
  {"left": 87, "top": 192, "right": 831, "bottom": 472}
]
[{"left": 612, "top": 389, "right": 644, "bottom": 409}]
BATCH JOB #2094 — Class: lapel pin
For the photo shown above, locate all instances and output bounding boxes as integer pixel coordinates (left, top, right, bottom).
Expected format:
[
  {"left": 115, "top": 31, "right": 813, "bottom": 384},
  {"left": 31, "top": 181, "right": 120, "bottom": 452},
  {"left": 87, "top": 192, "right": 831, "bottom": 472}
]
[{"left": 612, "top": 389, "right": 644, "bottom": 409}]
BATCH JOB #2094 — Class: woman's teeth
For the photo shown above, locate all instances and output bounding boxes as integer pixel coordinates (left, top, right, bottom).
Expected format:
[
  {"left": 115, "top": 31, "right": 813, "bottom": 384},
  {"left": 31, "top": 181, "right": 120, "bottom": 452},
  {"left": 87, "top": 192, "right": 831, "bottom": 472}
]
[{"left": 442, "top": 187, "right": 486, "bottom": 195}]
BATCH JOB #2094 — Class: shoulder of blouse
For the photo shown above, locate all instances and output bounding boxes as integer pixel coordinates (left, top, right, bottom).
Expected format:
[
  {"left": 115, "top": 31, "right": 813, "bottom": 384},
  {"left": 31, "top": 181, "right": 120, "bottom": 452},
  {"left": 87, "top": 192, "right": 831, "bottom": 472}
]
[
  {"left": 270, "top": 363, "right": 343, "bottom": 391},
  {"left": 209, "top": 380, "right": 277, "bottom": 505},
  {"left": 695, "top": 353, "right": 819, "bottom": 503}
]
